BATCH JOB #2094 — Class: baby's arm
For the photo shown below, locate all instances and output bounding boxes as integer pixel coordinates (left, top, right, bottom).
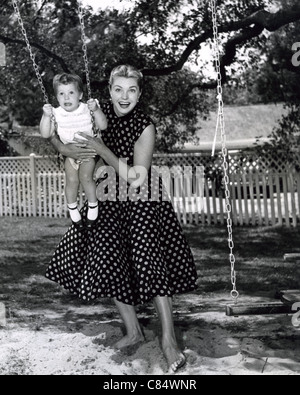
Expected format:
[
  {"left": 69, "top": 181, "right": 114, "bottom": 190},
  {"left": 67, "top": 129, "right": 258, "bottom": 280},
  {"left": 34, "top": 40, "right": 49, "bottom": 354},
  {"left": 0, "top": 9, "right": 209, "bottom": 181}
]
[
  {"left": 40, "top": 104, "right": 55, "bottom": 138},
  {"left": 87, "top": 99, "right": 108, "bottom": 132}
]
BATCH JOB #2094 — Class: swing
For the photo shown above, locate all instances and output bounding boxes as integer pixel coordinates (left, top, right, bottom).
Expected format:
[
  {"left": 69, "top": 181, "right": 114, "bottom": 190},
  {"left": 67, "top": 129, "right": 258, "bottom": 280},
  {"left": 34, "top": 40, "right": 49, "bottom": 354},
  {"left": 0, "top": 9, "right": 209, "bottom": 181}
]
[
  {"left": 13, "top": 0, "right": 241, "bottom": 307},
  {"left": 210, "top": 0, "right": 239, "bottom": 305},
  {"left": 11, "top": 0, "right": 97, "bottom": 136},
  {"left": 12, "top": 0, "right": 297, "bottom": 314},
  {"left": 210, "top": 0, "right": 300, "bottom": 316}
]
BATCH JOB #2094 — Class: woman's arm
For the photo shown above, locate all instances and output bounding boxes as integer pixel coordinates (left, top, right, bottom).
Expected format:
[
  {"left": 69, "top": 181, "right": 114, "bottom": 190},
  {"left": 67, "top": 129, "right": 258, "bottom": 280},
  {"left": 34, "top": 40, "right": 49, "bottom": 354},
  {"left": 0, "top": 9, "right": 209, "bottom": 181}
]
[
  {"left": 76, "top": 124, "right": 156, "bottom": 188},
  {"left": 94, "top": 107, "right": 108, "bottom": 131},
  {"left": 129, "top": 124, "right": 156, "bottom": 187},
  {"left": 49, "top": 134, "right": 97, "bottom": 161}
]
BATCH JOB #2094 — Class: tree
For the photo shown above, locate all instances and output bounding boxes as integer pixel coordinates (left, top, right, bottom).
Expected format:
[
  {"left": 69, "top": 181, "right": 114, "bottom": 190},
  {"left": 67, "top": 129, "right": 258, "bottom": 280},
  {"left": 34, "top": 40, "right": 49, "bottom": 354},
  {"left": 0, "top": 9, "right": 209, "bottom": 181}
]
[
  {"left": 238, "top": 0, "right": 300, "bottom": 168},
  {"left": 0, "top": 128, "right": 17, "bottom": 156},
  {"left": 0, "top": 0, "right": 300, "bottom": 152}
]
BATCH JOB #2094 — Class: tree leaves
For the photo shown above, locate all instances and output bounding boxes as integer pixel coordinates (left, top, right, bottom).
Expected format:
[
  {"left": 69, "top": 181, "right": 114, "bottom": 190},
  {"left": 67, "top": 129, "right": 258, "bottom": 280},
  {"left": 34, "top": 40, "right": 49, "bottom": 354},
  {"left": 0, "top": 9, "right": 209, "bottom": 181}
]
[{"left": 0, "top": 0, "right": 299, "bottom": 152}]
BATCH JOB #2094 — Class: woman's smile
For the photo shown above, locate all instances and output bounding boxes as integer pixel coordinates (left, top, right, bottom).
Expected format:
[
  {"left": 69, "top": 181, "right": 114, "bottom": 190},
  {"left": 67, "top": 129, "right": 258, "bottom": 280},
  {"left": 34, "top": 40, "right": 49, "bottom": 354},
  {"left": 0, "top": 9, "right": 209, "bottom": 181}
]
[
  {"left": 119, "top": 101, "right": 131, "bottom": 109},
  {"left": 110, "top": 76, "right": 141, "bottom": 117}
]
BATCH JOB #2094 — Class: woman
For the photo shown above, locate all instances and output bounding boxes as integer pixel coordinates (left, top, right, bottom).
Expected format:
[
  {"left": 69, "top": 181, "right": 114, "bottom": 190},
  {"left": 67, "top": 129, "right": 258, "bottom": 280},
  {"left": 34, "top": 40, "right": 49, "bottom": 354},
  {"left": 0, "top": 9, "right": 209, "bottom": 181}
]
[{"left": 46, "top": 65, "right": 198, "bottom": 373}]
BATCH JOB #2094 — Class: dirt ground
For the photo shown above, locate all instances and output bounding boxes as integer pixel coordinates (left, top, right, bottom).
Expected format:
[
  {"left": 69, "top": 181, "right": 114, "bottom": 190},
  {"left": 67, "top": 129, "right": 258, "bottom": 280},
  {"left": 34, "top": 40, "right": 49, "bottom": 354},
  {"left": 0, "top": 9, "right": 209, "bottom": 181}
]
[{"left": 0, "top": 217, "right": 300, "bottom": 375}]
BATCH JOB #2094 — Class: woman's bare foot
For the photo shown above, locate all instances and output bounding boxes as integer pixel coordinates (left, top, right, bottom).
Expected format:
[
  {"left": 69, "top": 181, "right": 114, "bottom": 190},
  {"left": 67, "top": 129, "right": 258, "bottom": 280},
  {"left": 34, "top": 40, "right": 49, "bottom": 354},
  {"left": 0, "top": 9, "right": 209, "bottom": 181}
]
[
  {"left": 162, "top": 342, "right": 186, "bottom": 373},
  {"left": 113, "top": 298, "right": 145, "bottom": 351},
  {"left": 114, "top": 333, "right": 145, "bottom": 350}
]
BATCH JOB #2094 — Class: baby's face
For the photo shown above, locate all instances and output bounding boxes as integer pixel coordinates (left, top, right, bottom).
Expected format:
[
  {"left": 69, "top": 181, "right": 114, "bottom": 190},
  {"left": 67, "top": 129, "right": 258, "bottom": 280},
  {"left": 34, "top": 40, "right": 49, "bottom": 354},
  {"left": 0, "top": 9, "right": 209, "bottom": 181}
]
[{"left": 56, "top": 83, "right": 83, "bottom": 112}]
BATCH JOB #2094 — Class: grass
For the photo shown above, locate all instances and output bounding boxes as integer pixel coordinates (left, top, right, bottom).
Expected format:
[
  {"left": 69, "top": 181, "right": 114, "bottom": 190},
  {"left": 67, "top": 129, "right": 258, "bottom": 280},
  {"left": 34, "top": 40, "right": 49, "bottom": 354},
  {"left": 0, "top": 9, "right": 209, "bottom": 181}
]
[
  {"left": 1, "top": 217, "right": 300, "bottom": 375},
  {"left": 185, "top": 224, "right": 300, "bottom": 296},
  {"left": 0, "top": 216, "right": 299, "bottom": 323}
]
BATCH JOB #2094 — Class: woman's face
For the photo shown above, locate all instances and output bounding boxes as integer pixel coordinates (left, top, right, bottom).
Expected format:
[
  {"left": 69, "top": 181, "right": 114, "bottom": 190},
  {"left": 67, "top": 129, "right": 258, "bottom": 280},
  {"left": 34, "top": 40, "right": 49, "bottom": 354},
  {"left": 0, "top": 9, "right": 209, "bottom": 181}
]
[{"left": 110, "top": 76, "right": 141, "bottom": 117}]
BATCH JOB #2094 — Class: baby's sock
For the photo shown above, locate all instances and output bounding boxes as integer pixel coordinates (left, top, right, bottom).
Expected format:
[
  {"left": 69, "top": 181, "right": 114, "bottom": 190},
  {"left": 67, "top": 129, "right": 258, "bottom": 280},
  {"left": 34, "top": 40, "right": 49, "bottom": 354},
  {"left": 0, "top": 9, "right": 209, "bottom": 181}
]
[
  {"left": 68, "top": 202, "right": 81, "bottom": 223},
  {"left": 87, "top": 201, "right": 99, "bottom": 221}
]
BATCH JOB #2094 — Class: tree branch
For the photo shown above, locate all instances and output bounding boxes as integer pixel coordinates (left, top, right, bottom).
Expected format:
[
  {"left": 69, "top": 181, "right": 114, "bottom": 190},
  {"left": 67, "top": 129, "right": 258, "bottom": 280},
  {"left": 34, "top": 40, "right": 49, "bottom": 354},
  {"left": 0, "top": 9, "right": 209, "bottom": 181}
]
[
  {"left": 225, "top": 3, "right": 300, "bottom": 32},
  {"left": 141, "top": 5, "right": 300, "bottom": 82},
  {"left": 159, "top": 25, "right": 266, "bottom": 116},
  {"left": 0, "top": 34, "right": 71, "bottom": 73},
  {"left": 36, "top": 0, "right": 48, "bottom": 15},
  {"left": 2, "top": 3, "right": 300, "bottom": 97}
]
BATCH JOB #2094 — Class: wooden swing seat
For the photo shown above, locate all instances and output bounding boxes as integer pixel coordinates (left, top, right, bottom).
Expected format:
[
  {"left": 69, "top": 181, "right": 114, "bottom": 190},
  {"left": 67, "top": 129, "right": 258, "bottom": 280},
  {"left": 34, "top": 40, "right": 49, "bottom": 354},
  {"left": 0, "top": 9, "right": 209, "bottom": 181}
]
[
  {"left": 278, "top": 290, "right": 300, "bottom": 307},
  {"left": 284, "top": 253, "right": 300, "bottom": 263},
  {"left": 226, "top": 252, "right": 300, "bottom": 316},
  {"left": 280, "top": 254, "right": 300, "bottom": 306},
  {"left": 225, "top": 302, "right": 291, "bottom": 317}
]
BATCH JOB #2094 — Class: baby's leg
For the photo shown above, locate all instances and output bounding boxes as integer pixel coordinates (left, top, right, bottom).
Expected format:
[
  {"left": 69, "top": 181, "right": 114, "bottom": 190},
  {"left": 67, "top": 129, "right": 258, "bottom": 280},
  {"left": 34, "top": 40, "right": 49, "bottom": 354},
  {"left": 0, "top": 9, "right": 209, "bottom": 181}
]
[
  {"left": 79, "top": 159, "right": 98, "bottom": 221},
  {"left": 65, "top": 158, "right": 81, "bottom": 224}
]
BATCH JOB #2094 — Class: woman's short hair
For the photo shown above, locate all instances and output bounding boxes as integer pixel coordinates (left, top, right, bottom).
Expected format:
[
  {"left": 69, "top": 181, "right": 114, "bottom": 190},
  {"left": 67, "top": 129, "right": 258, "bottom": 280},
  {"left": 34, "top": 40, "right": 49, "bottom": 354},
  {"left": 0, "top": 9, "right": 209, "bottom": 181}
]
[
  {"left": 109, "top": 65, "right": 144, "bottom": 90},
  {"left": 53, "top": 73, "right": 84, "bottom": 95}
]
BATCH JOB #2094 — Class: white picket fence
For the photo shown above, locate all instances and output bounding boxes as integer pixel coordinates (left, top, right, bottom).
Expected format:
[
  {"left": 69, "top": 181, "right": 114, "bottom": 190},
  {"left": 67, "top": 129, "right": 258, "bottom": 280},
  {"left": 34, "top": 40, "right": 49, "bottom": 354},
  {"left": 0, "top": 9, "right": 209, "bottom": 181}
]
[
  {"left": 0, "top": 153, "right": 299, "bottom": 227},
  {"left": 0, "top": 155, "right": 81, "bottom": 219}
]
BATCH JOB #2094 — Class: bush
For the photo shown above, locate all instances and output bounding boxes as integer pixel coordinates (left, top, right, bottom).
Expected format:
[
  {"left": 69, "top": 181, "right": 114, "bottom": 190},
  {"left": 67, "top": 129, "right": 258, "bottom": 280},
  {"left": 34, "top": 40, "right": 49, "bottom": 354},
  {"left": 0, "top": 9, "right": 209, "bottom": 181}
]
[{"left": 254, "top": 103, "right": 300, "bottom": 172}]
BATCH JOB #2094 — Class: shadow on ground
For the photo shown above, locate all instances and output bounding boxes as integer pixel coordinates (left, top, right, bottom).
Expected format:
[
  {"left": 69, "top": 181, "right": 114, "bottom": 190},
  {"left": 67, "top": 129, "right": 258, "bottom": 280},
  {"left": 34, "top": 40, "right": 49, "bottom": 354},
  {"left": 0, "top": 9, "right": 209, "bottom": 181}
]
[{"left": 0, "top": 217, "right": 299, "bottom": 375}]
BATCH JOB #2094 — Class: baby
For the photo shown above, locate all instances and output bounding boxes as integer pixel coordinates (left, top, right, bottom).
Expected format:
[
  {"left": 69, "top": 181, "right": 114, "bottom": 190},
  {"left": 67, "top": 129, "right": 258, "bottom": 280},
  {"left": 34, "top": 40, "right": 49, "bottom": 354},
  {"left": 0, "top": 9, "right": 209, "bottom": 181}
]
[{"left": 40, "top": 73, "right": 107, "bottom": 230}]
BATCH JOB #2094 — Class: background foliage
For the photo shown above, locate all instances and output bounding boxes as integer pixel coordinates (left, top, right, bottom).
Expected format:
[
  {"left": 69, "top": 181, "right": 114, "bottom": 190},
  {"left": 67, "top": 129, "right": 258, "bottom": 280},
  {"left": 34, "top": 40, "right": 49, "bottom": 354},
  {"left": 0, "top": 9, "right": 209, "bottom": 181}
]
[{"left": 0, "top": 0, "right": 299, "bottom": 158}]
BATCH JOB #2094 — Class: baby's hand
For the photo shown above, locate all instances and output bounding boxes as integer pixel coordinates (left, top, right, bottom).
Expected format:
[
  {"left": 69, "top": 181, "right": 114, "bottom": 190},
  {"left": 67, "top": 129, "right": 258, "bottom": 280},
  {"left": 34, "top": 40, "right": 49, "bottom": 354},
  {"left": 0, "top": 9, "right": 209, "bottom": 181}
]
[
  {"left": 43, "top": 104, "right": 53, "bottom": 117},
  {"left": 87, "top": 99, "right": 99, "bottom": 112}
]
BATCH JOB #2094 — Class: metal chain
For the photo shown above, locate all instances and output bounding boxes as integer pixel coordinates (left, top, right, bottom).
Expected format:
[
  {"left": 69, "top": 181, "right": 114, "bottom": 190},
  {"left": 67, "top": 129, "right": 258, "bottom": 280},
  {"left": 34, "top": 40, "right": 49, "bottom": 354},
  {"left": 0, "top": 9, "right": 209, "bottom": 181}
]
[
  {"left": 210, "top": 0, "right": 239, "bottom": 302},
  {"left": 12, "top": 0, "right": 49, "bottom": 103},
  {"left": 77, "top": 2, "right": 98, "bottom": 137},
  {"left": 11, "top": 0, "right": 58, "bottom": 131}
]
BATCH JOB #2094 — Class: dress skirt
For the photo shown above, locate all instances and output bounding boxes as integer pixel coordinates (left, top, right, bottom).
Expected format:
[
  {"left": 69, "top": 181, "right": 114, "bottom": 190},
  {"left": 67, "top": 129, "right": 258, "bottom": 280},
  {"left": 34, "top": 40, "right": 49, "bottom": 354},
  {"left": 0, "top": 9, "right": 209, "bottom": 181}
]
[{"left": 45, "top": 169, "right": 198, "bottom": 306}]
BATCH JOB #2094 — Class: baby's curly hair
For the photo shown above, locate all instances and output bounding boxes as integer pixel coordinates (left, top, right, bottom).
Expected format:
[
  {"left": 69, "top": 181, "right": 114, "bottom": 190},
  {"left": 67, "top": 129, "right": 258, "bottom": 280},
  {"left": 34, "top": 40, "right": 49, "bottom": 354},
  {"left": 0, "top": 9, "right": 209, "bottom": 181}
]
[{"left": 53, "top": 73, "right": 84, "bottom": 95}]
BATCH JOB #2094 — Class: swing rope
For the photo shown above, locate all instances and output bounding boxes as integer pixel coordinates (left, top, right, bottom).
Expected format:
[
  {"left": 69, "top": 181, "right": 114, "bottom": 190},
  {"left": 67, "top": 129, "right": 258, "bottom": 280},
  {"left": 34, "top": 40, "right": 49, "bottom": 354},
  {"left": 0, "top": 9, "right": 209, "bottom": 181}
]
[
  {"left": 210, "top": 0, "right": 239, "bottom": 302},
  {"left": 77, "top": 1, "right": 98, "bottom": 136},
  {"left": 11, "top": 0, "right": 58, "bottom": 131},
  {"left": 12, "top": 0, "right": 238, "bottom": 300},
  {"left": 11, "top": 0, "right": 97, "bottom": 136}
]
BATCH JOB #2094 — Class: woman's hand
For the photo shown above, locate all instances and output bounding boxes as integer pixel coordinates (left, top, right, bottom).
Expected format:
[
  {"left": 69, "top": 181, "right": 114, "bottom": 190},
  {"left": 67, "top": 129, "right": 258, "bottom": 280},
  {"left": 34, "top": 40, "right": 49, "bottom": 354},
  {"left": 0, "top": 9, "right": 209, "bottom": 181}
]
[
  {"left": 63, "top": 143, "right": 97, "bottom": 161},
  {"left": 74, "top": 133, "right": 107, "bottom": 157},
  {"left": 49, "top": 134, "right": 97, "bottom": 161}
]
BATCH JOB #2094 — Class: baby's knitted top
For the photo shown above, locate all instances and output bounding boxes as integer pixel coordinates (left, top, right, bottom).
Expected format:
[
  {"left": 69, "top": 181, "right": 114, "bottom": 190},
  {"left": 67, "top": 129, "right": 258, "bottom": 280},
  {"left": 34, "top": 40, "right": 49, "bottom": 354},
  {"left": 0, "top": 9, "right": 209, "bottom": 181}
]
[{"left": 53, "top": 103, "right": 94, "bottom": 144}]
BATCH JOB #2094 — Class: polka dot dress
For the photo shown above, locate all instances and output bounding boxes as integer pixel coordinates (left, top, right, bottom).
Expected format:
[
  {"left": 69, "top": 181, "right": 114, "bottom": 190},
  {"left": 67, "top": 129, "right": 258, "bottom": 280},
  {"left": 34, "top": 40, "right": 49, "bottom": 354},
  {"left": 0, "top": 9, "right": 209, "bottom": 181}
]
[{"left": 45, "top": 103, "right": 198, "bottom": 305}]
